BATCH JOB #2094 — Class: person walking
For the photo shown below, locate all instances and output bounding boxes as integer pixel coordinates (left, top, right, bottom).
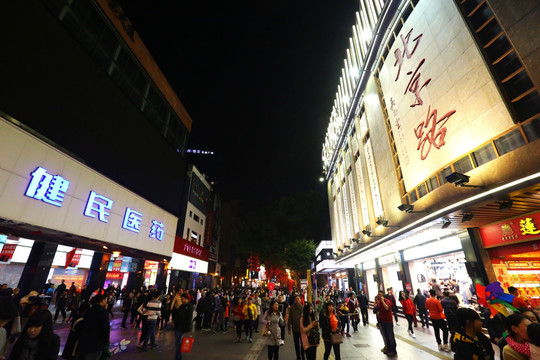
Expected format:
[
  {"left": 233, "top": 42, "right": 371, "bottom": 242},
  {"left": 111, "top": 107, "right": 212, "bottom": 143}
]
[
  {"left": 160, "top": 294, "right": 171, "bottom": 331},
  {"left": 426, "top": 289, "right": 450, "bottom": 352},
  {"left": 451, "top": 308, "right": 494, "bottom": 360},
  {"left": 173, "top": 293, "right": 193, "bottom": 360},
  {"left": 414, "top": 289, "right": 429, "bottom": 328},
  {"left": 441, "top": 291, "right": 459, "bottom": 332},
  {"left": 277, "top": 295, "right": 289, "bottom": 345},
  {"left": 358, "top": 290, "right": 369, "bottom": 326},
  {"left": 385, "top": 288, "right": 399, "bottom": 326},
  {"left": 232, "top": 297, "right": 245, "bottom": 342},
  {"left": 120, "top": 292, "right": 132, "bottom": 329},
  {"left": 263, "top": 300, "right": 288, "bottom": 360},
  {"left": 338, "top": 300, "right": 351, "bottom": 337},
  {"left": 75, "top": 294, "right": 111, "bottom": 360},
  {"left": 319, "top": 301, "right": 342, "bottom": 360},
  {"left": 347, "top": 293, "right": 360, "bottom": 332},
  {"left": 300, "top": 303, "right": 319, "bottom": 360},
  {"left": 375, "top": 291, "right": 397, "bottom": 357},
  {"left": 54, "top": 291, "right": 68, "bottom": 322},
  {"left": 253, "top": 292, "right": 262, "bottom": 333},
  {"left": 398, "top": 291, "right": 416, "bottom": 339},
  {"left": 106, "top": 291, "right": 116, "bottom": 318},
  {"left": 140, "top": 291, "right": 161, "bottom": 351},
  {"left": 243, "top": 297, "right": 257, "bottom": 343},
  {"left": 288, "top": 295, "right": 306, "bottom": 360}
]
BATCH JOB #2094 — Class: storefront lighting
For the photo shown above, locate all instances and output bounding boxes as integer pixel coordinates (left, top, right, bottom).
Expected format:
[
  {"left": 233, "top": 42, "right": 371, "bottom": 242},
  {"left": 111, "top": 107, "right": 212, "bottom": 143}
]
[
  {"left": 461, "top": 213, "right": 474, "bottom": 222},
  {"left": 102, "top": 245, "right": 108, "bottom": 249},
  {"left": 376, "top": 218, "right": 399, "bottom": 228},
  {"left": 445, "top": 172, "right": 485, "bottom": 188},
  {"left": 397, "top": 204, "right": 429, "bottom": 214},
  {"left": 442, "top": 217, "right": 452, "bottom": 229},
  {"left": 112, "top": 251, "right": 120, "bottom": 258},
  {"left": 498, "top": 200, "right": 513, "bottom": 212},
  {"left": 344, "top": 244, "right": 351, "bottom": 249}
]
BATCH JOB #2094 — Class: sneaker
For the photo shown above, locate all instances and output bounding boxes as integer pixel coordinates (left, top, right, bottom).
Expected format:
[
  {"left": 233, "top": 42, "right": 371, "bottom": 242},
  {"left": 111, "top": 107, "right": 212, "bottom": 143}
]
[
  {"left": 381, "top": 347, "right": 387, "bottom": 353},
  {"left": 412, "top": 333, "right": 416, "bottom": 339},
  {"left": 438, "top": 344, "right": 443, "bottom": 351},
  {"left": 386, "top": 352, "right": 397, "bottom": 357},
  {"left": 249, "top": 338, "right": 253, "bottom": 343},
  {"left": 346, "top": 333, "right": 351, "bottom": 337},
  {"left": 279, "top": 340, "right": 284, "bottom": 346},
  {"left": 443, "top": 344, "right": 451, "bottom": 352}
]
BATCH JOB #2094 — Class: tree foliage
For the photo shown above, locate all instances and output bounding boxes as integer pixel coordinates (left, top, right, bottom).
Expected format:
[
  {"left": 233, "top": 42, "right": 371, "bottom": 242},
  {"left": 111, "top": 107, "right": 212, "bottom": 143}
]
[{"left": 236, "top": 190, "right": 329, "bottom": 277}]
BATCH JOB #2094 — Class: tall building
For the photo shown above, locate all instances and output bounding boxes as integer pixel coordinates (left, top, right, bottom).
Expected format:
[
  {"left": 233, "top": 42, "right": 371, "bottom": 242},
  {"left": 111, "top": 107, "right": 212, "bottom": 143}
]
[
  {"left": 320, "top": 0, "right": 540, "bottom": 303},
  {"left": 0, "top": 1, "right": 192, "bottom": 293}
]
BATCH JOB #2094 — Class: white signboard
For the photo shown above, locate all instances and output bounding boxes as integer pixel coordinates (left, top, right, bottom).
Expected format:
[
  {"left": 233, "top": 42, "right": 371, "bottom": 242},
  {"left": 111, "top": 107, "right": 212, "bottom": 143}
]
[
  {"left": 0, "top": 117, "right": 178, "bottom": 257},
  {"left": 364, "top": 138, "right": 384, "bottom": 218},
  {"left": 169, "top": 252, "right": 208, "bottom": 273},
  {"left": 378, "top": 0, "right": 514, "bottom": 191}
]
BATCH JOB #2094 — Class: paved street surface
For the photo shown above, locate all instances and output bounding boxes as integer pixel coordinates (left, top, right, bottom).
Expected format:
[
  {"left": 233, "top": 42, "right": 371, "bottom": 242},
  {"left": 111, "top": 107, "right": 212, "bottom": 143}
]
[{"left": 51, "top": 305, "right": 500, "bottom": 359}]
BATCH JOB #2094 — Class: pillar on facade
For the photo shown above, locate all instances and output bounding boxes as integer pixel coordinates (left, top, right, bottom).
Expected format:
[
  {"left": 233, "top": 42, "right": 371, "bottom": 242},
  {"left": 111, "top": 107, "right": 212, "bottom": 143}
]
[
  {"left": 126, "top": 258, "right": 144, "bottom": 293},
  {"left": 86, "top": 252, "right": 111, "bottom": 292},
  {"left": 18, "top": 241, "right": 58, "bottom": 297},
  {"left": 462, "top": 229, "right": 491, "bottom": 286},
  {"left": 155, "top": 262, "right": 167, "bottom": 292}
]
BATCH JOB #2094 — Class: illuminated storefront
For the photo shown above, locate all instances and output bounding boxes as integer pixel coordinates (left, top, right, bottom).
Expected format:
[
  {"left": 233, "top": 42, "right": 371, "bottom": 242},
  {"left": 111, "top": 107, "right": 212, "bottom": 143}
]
[
  {"left": 0, "top": 116, "right": 178, "bottom": 294},
  {"left": 320, "top": 0, "right": 539, "bottom": 299},
  {"left": 168, "top": 236, "right": 210, "bottom": 290},
  {"left": 480, "top": 212, "right": 540, "bottom": 307}
]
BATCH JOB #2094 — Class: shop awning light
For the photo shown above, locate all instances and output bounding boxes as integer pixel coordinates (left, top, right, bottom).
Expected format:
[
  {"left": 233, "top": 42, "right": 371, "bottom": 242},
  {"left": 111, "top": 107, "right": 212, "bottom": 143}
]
[
  {"left": 441, "top": 217, "right": 452, "bottom": 229},
  {"left": 461, "top": 213, "right": 474, "bottom": 222},
  {"left": 499, "top": 200, "right": 513, "bottom": 212},
  {"left": 112, "top": 251, "right": 120, "bottom": 258},
  {"left": 398, "top": 204, "right": 429, "bottom": 214},
  {"left": 445, "top": 172, "right": 485, "bottom": 188},
  {"left": 362, "top": 229, "right": 371, "bottom": 236}
]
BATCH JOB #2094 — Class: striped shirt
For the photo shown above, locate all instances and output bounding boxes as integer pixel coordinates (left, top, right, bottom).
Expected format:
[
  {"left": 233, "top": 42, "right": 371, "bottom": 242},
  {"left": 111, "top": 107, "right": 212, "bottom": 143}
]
[{"left": 146, "top": 299, "right": 162, "bottom": 320}]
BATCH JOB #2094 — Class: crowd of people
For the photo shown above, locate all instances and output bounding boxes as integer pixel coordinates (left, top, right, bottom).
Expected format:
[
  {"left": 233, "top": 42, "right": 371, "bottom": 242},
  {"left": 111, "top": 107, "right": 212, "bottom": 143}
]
[{"left": 2, "top": 280, "right": 540, "bottom": 359}]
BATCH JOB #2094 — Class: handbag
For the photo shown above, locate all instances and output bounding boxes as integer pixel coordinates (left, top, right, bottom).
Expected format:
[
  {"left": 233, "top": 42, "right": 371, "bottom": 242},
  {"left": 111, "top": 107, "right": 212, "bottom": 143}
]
[
  {"left": 330, "top": 332, "right": 343, "bottom": 345},
  {"left": 180, "top": 336, "right": 194, "bottom": 353},
  {"left": 307, "top": 327, "right": 320, "bottom": 345}
]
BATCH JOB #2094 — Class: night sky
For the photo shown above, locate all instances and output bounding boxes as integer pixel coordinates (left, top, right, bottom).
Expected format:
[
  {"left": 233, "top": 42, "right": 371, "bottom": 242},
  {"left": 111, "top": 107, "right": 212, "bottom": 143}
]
[{"left": 120, "top": 1, "right": 359, "bottom": 205}]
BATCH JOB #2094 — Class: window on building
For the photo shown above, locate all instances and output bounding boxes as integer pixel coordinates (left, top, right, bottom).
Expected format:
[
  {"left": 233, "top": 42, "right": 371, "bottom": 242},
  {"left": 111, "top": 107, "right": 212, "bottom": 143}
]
[
  {"left": 453, "top": 156, "right": 474, "bottom": 174},
  {"left": 494, "top": 129, "right": 526, "bottom": 155},
  {"left": 193, "top": 214, "right": 200, "bottom": 222},
  {"left": 189, "top": 211, "right": 192, "bottom": 218},
  {"left": 523, "top": 117, "right": 540, "bottom": 142},
  {"left": 472, "top": 143, "right": 497, "bottom": 167}
]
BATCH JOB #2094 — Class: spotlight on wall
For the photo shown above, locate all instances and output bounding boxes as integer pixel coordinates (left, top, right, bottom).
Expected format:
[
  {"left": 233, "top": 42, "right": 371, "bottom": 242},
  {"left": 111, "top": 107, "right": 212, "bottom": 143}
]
[
  {"left": 445, "top": 172, "right": 485, "bottom": 188},
  {"left": 376, "top": 218, "right": 400, "bottom": 228},
  {"left": 397, "top": 204, "right": 429, "bottom": 214},
  {"left": 361, "top": 229, "right": 372, "bottom": 236},
  {"left": 332, "top": 252, "right": 339, "bottom": 257},
  {"left": 461, "top": 213, "right": 474, "bottom": 222},
  {"left": 351, "top": 238, "right": 361, "bottom": 244},
  {"left": 344, "top": 244, "right": 351, "bottom": 249},
  {"left": 499, "top": 200, "right": 513, "bottom": 212},
  {"left": 441, "top": 217, "right": 451, "bottom": 229}
]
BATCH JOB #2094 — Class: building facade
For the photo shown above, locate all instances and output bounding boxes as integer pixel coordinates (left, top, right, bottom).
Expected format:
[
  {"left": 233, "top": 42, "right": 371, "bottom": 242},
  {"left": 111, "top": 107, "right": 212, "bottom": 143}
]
[
  {"left": 320, "top": 0, "right": 540, "bottom": 304},
  {"left": 0, "top": 0, "right": 193, "bottom": 294}
]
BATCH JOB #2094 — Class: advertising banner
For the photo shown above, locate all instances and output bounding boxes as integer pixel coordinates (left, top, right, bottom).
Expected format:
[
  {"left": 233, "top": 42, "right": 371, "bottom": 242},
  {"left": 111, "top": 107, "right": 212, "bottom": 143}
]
[
  {"left": 0, "top": 244, "right": 18, "bottom": 262},
  {"left": 480, "top": 211, "right": 540, "bottom": 248}
]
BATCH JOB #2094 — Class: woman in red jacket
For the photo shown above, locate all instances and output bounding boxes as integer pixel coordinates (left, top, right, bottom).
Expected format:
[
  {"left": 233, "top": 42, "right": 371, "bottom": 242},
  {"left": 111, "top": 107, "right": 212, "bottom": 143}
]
[
  {"left": 399, "top": 291, "right": 417, "bottom": 339},
  {"left": 232, "top": 297, "right": 245, "bottom": 342}
]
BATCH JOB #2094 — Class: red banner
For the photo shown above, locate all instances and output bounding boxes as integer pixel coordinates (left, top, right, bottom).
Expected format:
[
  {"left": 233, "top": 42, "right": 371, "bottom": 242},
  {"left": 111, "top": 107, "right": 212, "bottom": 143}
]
[
  {"left": 480, "top": 211, "right": 540, "bottom": 248},
  {"left": 65, "top": 248, "right": 82, "bottom": 268},
  {"left": 0, "top": 244, "right": 17, "bottom": 262},
  {"left": 106, "top": 272, "right": 124, "bottom": 280},
  {"left": 173, "top": 236, "right": 209, "bottom": 261}
]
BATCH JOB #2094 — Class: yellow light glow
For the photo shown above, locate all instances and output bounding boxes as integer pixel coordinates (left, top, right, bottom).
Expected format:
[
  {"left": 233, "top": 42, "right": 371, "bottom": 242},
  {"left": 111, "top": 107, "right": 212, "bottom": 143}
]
[{"left": 112, "top": 251, "right": 121, "bottom": 258}]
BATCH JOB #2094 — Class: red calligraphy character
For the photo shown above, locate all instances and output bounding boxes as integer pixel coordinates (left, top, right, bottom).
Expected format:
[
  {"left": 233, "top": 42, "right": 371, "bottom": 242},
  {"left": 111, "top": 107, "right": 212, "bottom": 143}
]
[
  {"left": 414, "top": 106, "right": 456, "bottom": 160},
  {"left": 393, "top": 28, "right": 423, "bottom": 81},
  {"left": 405, "top": 59, "right": 431, "bottom": 107}
]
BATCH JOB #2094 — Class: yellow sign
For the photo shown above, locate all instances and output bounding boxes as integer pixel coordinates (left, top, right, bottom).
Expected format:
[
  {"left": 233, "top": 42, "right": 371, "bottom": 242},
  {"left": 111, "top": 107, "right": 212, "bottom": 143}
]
[{"left": 520, "top": 218, "right": 540, "bottom": 235}]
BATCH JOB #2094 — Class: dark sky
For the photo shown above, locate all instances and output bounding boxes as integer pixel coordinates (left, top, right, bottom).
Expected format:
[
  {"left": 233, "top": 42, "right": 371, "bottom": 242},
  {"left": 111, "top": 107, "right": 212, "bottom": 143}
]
[{"left": 120, "top": 0, "right": 358, "bottom": 205}]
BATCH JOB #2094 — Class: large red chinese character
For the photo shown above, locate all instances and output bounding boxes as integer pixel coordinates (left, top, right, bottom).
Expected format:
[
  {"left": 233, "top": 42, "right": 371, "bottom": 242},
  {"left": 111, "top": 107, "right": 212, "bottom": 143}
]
[
  {"left": 393, "top": 28, "right": 423, "bottom": 81},
  {"left": 414, "top": 106, "right": 456, "bottom": 160},
  {"left": 405, "top": 58, "right": 431, "bottom": 107}
]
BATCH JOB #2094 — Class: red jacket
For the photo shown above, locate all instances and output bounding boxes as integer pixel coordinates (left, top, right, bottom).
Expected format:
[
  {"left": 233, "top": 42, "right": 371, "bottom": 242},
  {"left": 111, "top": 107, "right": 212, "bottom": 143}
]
[{"left": 400, "top": 298, "right": 416, "bottom": 315}]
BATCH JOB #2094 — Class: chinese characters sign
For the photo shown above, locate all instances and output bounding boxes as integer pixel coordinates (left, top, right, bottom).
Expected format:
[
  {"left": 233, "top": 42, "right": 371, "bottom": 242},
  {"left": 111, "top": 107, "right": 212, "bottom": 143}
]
[
  {"left": 377, "top": 0, "right": 514, "bottom": 191},
  {"left": 0, "top": 244, "right": 18, "bottom": 262},
  {"left": 480, "top": 211, "right": 540, "bottom": 248},
  {"left": 25, "top": 166, "right": 165, "bottom": 241}
]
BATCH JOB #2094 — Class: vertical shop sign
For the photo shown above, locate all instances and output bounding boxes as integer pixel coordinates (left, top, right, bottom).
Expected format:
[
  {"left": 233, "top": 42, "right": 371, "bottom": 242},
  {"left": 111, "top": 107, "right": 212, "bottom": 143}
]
[{"left": 364, "top": 138, "right": 384, "bottom": 218}]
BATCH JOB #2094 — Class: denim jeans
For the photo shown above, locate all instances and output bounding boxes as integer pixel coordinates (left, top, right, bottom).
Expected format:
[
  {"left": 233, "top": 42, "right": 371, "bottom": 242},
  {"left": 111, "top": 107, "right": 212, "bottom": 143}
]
[
  {"left": 244, "top": 319, "right": 254, "bottom": 338},
  {"left": 175, "top": 330, "right": 184, "bottom": 360},
  {"left": 142, "top": 319, "right": 157, "bottom": 348}
]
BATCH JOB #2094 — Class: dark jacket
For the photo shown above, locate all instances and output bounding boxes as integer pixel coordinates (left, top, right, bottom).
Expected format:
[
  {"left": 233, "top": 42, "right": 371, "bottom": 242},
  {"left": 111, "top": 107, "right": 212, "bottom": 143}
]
[
  {"left": 319, "top": 309, "right": 341, "bottom": 341},
  {"left": 173, "top": 302, "right": 194, "bottom": 332},
  {"left": 414, "top": 293, "right": 427, "bottom": 310},
  {"left": 358, "top": 294, "right": 369, "bottom": 309},
  {"left": 9, "top": 332, "right": 60, "bottom": 360},
  {"left": 76, "top": 304, "right": 110, "bottom": 354},
  {"left": 451, "top": 330, "right": 494, "bottom": 360}
]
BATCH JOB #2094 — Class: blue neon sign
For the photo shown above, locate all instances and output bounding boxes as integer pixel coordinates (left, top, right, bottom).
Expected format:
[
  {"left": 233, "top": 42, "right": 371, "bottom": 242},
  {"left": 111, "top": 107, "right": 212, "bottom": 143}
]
[{"left": 24, "top": 166, "right": 165, "bottom": 240}]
